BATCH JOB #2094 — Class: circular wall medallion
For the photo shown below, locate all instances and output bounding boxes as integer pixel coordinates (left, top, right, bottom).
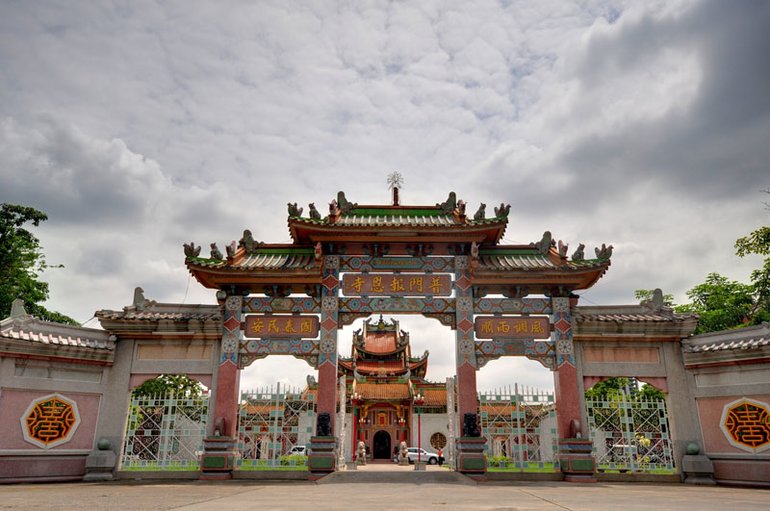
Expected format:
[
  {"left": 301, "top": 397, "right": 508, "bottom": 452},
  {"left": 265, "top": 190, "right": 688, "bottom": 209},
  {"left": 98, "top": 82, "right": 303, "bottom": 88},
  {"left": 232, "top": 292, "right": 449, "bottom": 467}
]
[
  {"left": 719, "top": 397, "right": 770, "bottom": 453},
  {"left": 21, "top": 393, "right": 81, "bottom": 449}
]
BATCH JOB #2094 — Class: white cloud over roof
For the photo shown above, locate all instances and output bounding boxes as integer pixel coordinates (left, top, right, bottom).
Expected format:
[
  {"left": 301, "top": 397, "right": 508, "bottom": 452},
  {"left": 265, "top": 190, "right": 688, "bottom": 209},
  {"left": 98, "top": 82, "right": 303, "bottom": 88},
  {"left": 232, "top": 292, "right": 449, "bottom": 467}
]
[{"left": 1, "top": 0, "right": 768, "bottom": 391}]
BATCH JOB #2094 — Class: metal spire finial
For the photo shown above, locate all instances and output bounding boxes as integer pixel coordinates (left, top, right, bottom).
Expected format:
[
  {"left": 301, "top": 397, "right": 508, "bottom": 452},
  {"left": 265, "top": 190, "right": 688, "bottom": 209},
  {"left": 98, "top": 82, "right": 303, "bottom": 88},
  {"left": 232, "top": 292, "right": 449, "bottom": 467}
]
[{"left": 387, "top": 172, "right": 404, "bottom": 205}]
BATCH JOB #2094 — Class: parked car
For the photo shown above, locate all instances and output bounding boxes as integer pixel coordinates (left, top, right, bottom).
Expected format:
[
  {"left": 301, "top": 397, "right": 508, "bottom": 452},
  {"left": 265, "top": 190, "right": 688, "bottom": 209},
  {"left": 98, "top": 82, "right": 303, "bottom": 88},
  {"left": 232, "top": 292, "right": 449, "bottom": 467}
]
[
  {"left": 406, "top": 447, "right": 439, "bottom": 465},
  {"left": 288, "top": 446, "right": 308, "bottom": 456}
]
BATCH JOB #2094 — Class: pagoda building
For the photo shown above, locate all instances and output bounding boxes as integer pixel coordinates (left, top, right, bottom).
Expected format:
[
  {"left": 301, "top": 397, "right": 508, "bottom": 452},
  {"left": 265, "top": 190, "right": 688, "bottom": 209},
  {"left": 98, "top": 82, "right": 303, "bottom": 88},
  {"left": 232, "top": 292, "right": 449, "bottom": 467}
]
[{"left": 338, "top": 315, "right": 447, "bottom": 461}]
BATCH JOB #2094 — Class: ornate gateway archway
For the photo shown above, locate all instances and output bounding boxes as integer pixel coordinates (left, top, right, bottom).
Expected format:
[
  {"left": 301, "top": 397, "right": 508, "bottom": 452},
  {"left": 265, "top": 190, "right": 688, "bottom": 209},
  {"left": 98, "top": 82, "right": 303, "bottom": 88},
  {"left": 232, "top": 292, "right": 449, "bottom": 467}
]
[{"left": 185, "top": 186, "right": 611, "bottom": 480}]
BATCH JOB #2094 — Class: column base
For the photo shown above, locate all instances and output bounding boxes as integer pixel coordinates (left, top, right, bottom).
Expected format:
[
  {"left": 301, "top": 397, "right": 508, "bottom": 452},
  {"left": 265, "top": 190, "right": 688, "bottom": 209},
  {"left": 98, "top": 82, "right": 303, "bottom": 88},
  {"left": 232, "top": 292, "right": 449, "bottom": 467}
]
[
  {"left": 199, "top": 436, "right": 239, "bottom": 480},
  {"left": 558, "top": 438, "right": 597, "bottom": 483},
  {"left": 307, "top": 436, "right": 337, "bottom": 476},
  {"left": 83, "top": 449, "right": 116, "bottom": 481},
  {"left": 681, "top": 455, "right": 716, "bottom": 485},
  {"left": 456, "top": 436, "right": 487, "bottom": 475}
]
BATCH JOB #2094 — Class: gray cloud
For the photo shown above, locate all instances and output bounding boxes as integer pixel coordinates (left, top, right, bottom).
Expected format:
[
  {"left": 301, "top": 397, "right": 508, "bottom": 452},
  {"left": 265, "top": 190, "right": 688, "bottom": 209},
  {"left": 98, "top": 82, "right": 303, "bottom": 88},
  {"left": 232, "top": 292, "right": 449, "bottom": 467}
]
[{"left": 0, "top": 0, "right": 766, "bottom": 392}]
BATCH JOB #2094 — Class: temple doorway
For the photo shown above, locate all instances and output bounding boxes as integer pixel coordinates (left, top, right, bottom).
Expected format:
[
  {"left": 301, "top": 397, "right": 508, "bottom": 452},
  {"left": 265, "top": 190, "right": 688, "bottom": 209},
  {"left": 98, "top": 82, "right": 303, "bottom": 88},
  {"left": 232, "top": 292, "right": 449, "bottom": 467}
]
[{"left": 373, "top": 430, "right": 391, "bottom": 460}]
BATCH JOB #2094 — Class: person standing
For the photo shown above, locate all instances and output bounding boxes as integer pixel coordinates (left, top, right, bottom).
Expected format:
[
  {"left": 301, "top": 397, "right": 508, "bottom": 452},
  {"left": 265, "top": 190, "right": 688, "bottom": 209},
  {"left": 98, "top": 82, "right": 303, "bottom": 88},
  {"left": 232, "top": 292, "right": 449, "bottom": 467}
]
[{"left": 437, "top": 447, "right": 444, "bottom": 466}]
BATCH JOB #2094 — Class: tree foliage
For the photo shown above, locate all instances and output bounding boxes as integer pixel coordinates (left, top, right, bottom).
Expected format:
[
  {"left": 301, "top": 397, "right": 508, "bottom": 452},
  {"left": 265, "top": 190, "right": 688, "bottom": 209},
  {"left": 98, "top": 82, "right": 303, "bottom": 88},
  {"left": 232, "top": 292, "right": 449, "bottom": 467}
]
[
  {"left": 673, "top": 273, "right": 761, "bottom": 334},
  {"left": 0, "top": 203, "right": 77, "bottom": 324},
  {"left": 585, "top": 377, "right": 665, "bottom": 400},
  {"left": 666, "top": 191, "right": 770, "bottom": 334},
  {"left": 634, "top": 289, "right": 674, "bottom": 307},
  {"left": 735, "top": 224, "right": 770, "bottom": 324},
  {"left": 132, "top": 374, "right": 204, "bottom": 397}
]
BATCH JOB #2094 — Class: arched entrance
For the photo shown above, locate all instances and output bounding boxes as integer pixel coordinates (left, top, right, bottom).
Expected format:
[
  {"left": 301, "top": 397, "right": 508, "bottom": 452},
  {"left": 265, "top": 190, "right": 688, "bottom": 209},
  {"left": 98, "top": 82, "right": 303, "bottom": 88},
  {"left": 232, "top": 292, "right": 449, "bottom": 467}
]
[{"left": 373, "top": 430, "right": 391, "bottom": 460}]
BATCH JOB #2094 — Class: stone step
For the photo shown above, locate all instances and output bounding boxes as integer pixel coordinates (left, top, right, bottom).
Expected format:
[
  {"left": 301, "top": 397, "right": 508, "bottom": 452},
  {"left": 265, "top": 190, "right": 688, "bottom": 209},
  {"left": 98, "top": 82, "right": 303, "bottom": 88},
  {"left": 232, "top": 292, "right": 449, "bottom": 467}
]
[{"left": 316, "top": 470, "right": 476, "bottom": 485}]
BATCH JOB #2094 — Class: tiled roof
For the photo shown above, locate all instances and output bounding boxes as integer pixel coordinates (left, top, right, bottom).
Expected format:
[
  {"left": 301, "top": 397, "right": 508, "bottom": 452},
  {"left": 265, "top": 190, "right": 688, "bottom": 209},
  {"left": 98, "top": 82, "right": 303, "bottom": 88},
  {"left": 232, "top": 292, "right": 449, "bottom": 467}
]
[
  {"left": 96, "top": 304, "right": 220, "bottom": 322},
  {"left": 1, "top": 325, "right": 114, "bottom": 350},
  {"left": 334, "top": 214, "right": 457, "bottom": 227},
  {"left": 574, "top": 306, "right": 697, "bottom": 323},
  {"left": 241, "top": 403, "right": 281, "bottom": 414},
  {"left": 1, "top": 300, "right": 114, "bottom": 352},
  {"left": 354, "top": 382, "right": 411, "bottom": 400},
  {"left": 683, "top": 323, "right": 770, "bottom": 353},
  {"left": 421, "top": 388, "right": 447, "bottom": 406},
  {"left": 355, "top": 360, "right": 407, "bottom": 374},
  {"left": 576, "top": 312, "right": 678, "bottom": 322},
  {"left": 364, "top": 332, "right": 399, "bottom": 354},
  {"left": 237, "top": 251, "right": 315, "bottom": 270},
  {"left": 187, "top": 251, "right": 316, "bottom": 271},
  {"left": 479, "top": 254, "right": 557, "bottom": 270}
]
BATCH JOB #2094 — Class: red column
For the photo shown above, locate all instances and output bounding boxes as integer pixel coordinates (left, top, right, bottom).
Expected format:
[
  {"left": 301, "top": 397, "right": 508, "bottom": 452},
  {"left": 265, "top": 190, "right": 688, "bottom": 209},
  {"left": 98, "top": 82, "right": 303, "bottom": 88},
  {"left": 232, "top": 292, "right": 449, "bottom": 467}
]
[
  {"left": 454, "top": 259, "right": 479, "bottom": 423},
  {"left": 554, "top": 363, "right": 581, "bottom": 438},
  {"left": 212, "top": 360, "right": 241, "bottom": 437},
  {"left": 551, "top": 295, "right": 581, "bottom": 438},
  {"left": 212, "top": 294, "right": 243, "bottom": 437},
  {"left": 316, "top": 363, "right": 337, "bottom": 429}
]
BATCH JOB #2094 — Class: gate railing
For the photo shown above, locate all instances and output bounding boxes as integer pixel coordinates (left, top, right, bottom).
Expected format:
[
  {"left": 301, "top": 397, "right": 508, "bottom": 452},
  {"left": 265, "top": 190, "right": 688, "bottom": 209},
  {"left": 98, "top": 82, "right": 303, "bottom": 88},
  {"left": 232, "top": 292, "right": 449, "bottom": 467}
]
[
  {"left": 237, "top": 383, "right": 315, "bottom": 469},
  {"left": 479, "top": 385, "right": 558, "bottom": 471},
  {"left": 121, "top": 392, "right": 209, "bottom": 471},
  {"left": 585, "top": 394, "right": 675, "bottom": 473}
]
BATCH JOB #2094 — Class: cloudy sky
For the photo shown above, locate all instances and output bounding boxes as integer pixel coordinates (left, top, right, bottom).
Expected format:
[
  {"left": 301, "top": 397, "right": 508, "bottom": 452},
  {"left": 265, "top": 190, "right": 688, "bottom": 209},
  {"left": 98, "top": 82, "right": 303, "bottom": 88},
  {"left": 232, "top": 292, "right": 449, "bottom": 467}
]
[{"left": 1, "top": 0, "right": 768, "bottom": 393}]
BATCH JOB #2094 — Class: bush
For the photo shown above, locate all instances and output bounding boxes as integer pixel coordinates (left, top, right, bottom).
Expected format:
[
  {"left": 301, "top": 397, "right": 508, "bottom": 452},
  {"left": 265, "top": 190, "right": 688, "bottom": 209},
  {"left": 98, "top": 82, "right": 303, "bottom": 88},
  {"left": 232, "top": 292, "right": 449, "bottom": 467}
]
[
  {"left": 279, "top": 454, "right": 308, "bottom": 466},
  {"left": 487, "top": 455, "right": 509, "bottom": 468}
]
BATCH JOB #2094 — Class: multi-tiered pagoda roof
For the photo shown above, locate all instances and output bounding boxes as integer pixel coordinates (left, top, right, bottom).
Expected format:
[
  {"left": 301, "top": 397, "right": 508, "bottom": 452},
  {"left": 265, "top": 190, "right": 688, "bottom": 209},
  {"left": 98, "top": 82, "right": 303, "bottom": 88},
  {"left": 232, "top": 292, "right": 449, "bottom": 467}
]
[{"left": 185, "top": 190, "right": 612, "bottom": 295}]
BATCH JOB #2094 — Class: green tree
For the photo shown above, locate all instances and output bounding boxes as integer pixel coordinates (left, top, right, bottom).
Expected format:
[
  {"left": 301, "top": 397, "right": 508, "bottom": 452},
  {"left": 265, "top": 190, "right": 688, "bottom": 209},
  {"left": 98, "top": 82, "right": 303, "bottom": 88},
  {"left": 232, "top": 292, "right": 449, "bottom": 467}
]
[
  {"left": 0, "top": 203, "right": 77, "bottom": 324},
  {"left": 585, "top": 377, "right": 664, "bottom": 400},
  {"left": 132, "top": 374, "right": 204, "bottom": 397},
  {"left": 674, "top": 273, "right": 756, "bottom": 334},
  {"left": 735, "top": 224, "right": 770, "bottom": 324}
]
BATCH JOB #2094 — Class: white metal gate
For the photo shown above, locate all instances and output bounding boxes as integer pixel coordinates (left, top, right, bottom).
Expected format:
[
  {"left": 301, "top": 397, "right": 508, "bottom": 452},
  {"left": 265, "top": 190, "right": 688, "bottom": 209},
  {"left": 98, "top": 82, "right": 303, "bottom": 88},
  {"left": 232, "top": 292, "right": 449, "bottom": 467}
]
[
  {"left": 121, "top": 392, "right": 209, "bottom": 470},
  {"left": 238, "top": 384, "right": 315, "bottom": 469},
  {"left": 585, "top": 394, "right": 675, "bottom": 473},
  {"left": 479, "top": 385, "right": 558, "bottom": 471}
]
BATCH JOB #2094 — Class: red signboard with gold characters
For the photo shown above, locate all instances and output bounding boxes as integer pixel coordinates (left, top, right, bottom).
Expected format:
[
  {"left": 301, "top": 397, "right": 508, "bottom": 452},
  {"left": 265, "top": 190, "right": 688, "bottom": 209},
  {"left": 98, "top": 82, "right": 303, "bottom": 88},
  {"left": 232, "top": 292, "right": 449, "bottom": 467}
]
[
  {"left": 474, "top": 316, "right": 551, "bottom": 339},
  {"left": 244, "top": 315, "right": 319, "bottom": 339},
  {"left": 342, "top": 273, "right": 452, "bottom": 296}
]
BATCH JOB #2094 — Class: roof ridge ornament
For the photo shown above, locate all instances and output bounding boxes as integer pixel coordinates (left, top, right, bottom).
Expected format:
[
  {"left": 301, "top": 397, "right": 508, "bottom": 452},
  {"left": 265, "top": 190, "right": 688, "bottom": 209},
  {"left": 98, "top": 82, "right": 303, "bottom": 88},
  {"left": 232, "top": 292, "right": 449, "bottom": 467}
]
[
  {"left": 287, "top": 203, "right": 303, "bottom": 218},
  {"left": 532, "top": 231, "right": 555, "bottom": 255},
  {"left": 337, "top": 191, "right": 356, "bottom": 214},
  {"left": 9, "top": 298, "right": 28, "bottom": 319},
  {"left": 436, "top": 192, "right": 457, "bottom": 214},
  {"left": 239, "top": 230, "right": 262, "bottom": 253},
  {"left": 494, "top": 203, "right": 511, "bottom": 218},
  {"left": 595, "top": 243, "right": 614, "bottom": 260},
  {"left": 183, "top": 242, "right": 201, "bottom": 259},
  {"left": 473, "top": 203, "right": 486, "bottom": 222},
  {"left": 571, "top": 243, "right": 585, "bottom": 261}
]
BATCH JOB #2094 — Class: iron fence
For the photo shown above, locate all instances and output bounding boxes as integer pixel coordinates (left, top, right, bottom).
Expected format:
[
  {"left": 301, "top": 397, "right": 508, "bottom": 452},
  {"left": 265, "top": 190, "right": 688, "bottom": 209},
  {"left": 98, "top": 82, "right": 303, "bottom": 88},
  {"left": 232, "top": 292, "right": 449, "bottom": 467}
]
[
  {"left": 585, "top": 394, "right": 675, "bottom": 473},
  {"left": 478, "top": 385, "right": 558, "bottom": 471},
  {"left": 121, "top": 392, "right": 209, "bottom": 471}
]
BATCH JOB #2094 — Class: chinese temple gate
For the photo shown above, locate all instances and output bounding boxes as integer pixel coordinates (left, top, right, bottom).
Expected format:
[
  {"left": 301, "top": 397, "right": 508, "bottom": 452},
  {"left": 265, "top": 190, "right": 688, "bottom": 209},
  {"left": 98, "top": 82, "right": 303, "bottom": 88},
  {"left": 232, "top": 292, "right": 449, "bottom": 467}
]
[{"left": 185, "top": 188, "right": 611, "bottom": 480}]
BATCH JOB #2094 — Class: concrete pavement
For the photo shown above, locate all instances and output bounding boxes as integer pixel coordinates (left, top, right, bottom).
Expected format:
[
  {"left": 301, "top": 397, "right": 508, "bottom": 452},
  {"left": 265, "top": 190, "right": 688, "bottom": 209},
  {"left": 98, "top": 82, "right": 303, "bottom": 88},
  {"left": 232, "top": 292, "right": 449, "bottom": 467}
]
[{"left": 0, "top": 478, "right": 768, "bottom": 511}]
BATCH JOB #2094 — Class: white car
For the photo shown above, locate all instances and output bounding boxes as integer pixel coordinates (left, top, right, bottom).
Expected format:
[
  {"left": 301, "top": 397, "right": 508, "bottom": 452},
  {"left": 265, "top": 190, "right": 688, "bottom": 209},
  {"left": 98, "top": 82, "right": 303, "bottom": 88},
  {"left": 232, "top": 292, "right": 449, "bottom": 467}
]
[
  {"left": 288, "top": 446, "right": 308, "bottom": 456},
  {"left": 406, "top": 447, "right": 439, "bottom": 464}
]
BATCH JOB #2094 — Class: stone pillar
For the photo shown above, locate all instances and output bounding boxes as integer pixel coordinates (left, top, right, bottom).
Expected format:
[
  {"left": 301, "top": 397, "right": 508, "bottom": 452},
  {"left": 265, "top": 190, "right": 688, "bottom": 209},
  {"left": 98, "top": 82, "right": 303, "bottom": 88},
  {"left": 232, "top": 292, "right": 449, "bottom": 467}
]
[
  {"left": 552, "top": 295, "right": 596, "bottom": 482},
  {"left": 446, "top": 376, "right": 456, "bottom": 469},
  {"left": 309, "top": 255, "right": 339, "bottom": 477},
  {"left": 200, "top": 294, "right": 242, "bottom": 480},
  {"left": 453, "top": 256, "right": 486, "bottom": 477}
]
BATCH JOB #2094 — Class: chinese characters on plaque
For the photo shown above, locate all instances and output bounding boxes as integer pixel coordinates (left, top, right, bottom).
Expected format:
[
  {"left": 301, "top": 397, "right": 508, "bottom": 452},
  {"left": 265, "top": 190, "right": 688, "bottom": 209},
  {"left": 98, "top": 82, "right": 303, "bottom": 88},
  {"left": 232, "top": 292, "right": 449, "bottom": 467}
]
[
  {"left": 341, "top": 273, "right": 452, "bottom": 296},
  {"left": 244, "top": 315, "right": 320, "bottom": 339},
  {"left": 474, "top": 316, "right": 551, "bottom": 339}
]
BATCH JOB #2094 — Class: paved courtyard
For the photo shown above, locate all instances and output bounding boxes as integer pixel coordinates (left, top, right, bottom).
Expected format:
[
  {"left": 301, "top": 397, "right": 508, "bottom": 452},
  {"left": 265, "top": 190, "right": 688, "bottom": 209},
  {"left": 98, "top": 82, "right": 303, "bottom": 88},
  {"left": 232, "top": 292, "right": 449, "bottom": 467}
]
[{"left": 0, "top": 478, "right": 767, "bottom": 511}]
